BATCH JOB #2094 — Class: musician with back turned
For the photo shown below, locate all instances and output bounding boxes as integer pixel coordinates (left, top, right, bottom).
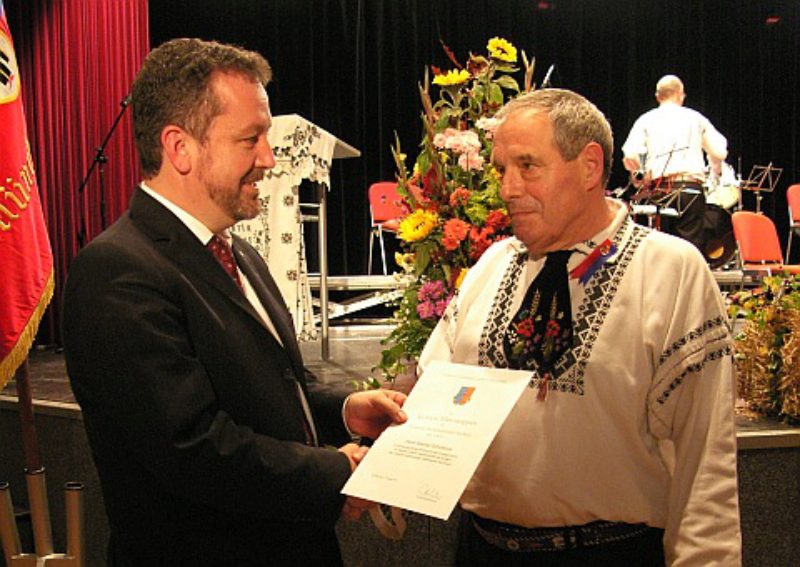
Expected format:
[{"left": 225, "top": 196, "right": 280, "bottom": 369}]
[{"left": 622, "top": 74, "right": 728, "bottom": 253}]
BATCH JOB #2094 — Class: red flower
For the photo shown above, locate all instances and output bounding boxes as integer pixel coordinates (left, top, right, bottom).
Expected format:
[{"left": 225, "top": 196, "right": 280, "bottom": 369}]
[
  {"left": 421, "top": 166, "right": 443, "bottom": 200},
  {"left": 449, "top": 186, "right": 472, "bottom": 208},
  {"left": 469, "top": 226, "right": 495, "bottom": 260},
  {"left": 442, "top": 236, "right": 457, "bottom": 251},
  {"left": 486, "top": 209, "right": 510, "bottom": 231},
  {"left": 516, "top": 318, "right": 534, "bottom": 338},
  {"left": 443, "top": 218, "right": 470, "bottom": 251}
]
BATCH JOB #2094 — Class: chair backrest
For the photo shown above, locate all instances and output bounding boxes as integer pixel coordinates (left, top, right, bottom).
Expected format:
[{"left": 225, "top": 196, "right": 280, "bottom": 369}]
[
  {"left": 787, "top": 184, "right": 800, "bottom": 224},
  {"left": 368, "top": 182, "right": 406, "bottom": 224},
  {"left": 731, "top": 211, "right": 784, "bottom": 264}
]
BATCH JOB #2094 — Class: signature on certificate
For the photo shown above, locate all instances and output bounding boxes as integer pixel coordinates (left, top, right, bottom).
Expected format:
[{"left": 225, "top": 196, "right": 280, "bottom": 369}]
[{"left": 416, "top": 483, "right": 441, "bottom": 502}]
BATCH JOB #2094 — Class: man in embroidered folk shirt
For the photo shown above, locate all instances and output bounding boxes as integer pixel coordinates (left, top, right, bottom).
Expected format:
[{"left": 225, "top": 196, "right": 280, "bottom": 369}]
[{"left": 418, "top": 89, "right": 741, "bottom": 565}]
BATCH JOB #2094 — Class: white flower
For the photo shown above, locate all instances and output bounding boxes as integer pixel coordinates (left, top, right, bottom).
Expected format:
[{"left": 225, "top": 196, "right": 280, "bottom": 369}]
[
  {"left": 458, "top": 152, "right": 485, "bottom": 171},
  {"left": 444, "top": 129, "right": 482, "bottom": 155},
  {"left": 475, "top": 117, "right": 501, "bottom": 139}
]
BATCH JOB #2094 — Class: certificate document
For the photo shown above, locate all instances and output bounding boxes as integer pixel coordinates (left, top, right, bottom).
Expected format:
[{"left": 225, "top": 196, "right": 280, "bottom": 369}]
[{"left": 341, "top": 360, "right": 531, "bottom": 520}]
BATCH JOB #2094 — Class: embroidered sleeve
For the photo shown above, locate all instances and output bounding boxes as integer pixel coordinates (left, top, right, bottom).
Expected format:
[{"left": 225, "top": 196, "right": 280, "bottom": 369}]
[{"left": 646, "top": 251, "right": 741, "bottom": 565}]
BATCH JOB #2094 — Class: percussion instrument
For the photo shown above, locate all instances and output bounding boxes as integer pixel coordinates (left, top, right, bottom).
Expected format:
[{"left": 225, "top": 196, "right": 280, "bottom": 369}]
[
  {"left": 705, "top": 163, "right": 741, "bottom": 210},
  {"left": 702, "top": 204, "right": 736, "bottom": 269}
]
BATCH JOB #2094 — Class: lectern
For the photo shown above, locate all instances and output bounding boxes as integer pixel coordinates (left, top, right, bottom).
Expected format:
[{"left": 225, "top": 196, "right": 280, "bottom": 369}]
[{"left": 232, "top": 114, "right": 360, "bottom": 359}]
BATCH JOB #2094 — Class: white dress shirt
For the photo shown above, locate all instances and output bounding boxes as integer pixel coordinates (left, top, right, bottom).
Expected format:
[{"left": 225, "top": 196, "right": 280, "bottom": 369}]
[{"left": 139, "top": 183, "right": 283, "bottom": 344}]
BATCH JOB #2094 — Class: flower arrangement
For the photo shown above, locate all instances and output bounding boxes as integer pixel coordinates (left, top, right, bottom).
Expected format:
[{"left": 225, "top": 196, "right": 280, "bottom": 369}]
[
  {"left": 371, "top": 37, "right": 538, "bottom": 383},
  {"left": 728, "top": 274, "right": 800, "bottom": 423}
]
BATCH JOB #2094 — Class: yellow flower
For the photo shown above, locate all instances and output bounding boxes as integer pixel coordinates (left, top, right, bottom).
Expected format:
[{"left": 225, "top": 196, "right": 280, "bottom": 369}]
[
  {"left": 394, "top": 252, "right": 416, "bottom": 273},
  {"left": 487, "top": 37, "right": 517, "bottom": 63},
  {"left": 455, "top": 268, "right": 469, "bottom": 289},
  {"left": 432, "top": 68, "right": 471, "bottom": 86},
  {"left": 398, "top": 210, "right": 439, "bottom": 242}
]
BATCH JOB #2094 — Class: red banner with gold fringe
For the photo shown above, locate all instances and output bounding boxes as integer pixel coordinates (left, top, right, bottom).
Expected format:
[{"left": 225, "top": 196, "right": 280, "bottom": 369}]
[{"left": 0, "top": 1, "right": 54, "bottom": 390}]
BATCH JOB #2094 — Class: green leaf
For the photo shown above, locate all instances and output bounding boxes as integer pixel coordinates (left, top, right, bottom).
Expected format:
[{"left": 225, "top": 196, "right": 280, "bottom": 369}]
[
  {"left": 472, "top": 84, "right": 486, "bottom": 104},
  {"left": 415, "top": 245, "right": 431, "bottom": 276},
  {"left": 488, "top": 83, "right": 504, "bottom": 105},
  {"left": 466, "top": 202, "right": 489, "bottom": 224},
  {"left": 494, "top": 64, "right": 519, "bottom": 74},
  {"left": 494, "top": 75, "right": 521, "bottom": 92},
  {"left": 416, "top": 153, "right": 430, "bottom": 181}
]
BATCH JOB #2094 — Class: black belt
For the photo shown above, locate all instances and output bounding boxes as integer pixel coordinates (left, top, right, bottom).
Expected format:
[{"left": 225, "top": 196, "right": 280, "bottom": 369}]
[{"left": 471, "top": 513, "right": 659, "bottom": 553}]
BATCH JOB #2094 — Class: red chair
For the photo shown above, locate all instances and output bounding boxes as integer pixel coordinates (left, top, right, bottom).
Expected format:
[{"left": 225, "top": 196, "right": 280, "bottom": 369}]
[
  {"left": 785, "top": 183, "right": 800, "bottom": 263},
  {"left": 731, "top": 211, "right": 800, "bottom": 275},
  {"left": 368, "top": 182, "right": 406, "bottom": 274}
]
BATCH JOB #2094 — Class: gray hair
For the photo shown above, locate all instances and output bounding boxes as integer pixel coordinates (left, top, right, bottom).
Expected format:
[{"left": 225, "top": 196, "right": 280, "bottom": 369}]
[{"left": 495, "top": 88, "right": 614, "bottom": 186}]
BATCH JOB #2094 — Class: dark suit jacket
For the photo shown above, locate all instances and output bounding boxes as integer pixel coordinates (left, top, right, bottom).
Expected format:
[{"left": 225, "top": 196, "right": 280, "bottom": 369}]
[{"left": 62, "top": 188, "right": 353, "bottom": 566}]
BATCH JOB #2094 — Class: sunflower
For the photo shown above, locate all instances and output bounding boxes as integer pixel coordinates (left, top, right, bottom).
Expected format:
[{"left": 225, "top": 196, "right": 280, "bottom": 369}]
[
  {"left": 455, "top": 267, "right": 469, "bottom": 289},
  {"left": 398, "top": 209, "right": 439, "bottom": 242},
  {"left": 487, "top": 37, "right": 517, "bottom": 63},
  {"left": 432, "top": 68, "right": 471, "bottom": 86}
]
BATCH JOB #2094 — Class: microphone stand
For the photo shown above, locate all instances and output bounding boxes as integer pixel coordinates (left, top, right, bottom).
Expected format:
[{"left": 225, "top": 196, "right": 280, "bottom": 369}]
[{"left": 76, "top": 95, "right": 131, "bottom": 248}]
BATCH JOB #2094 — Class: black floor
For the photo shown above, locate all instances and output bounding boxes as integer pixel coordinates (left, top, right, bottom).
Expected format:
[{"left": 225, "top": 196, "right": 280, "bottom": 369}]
[{"left": 2, "top": 324, "right": 395, "bottom": 406}]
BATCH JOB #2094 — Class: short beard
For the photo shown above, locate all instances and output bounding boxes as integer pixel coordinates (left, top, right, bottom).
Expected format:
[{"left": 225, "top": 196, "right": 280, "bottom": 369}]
[
  {"left": 198, "top": 163, "right": 261, "bottom": 223},
  {"left": 213, "top": 182, "right": 260, "bottom": 222}
]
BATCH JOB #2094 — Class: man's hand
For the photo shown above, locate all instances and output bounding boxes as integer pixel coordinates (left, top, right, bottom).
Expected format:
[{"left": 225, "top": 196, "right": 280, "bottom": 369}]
[
  {"left": 341, "top": 495, "right": 375, "bottom": 521},
  {"left": 344, "top": 389, "right": 407, "bottom": 440},
  {"left": 338, "top": 442, "right": 368, "bottom": 471},
  {"left": 338, "top": 442, "right": 374, "bottom": 521}
]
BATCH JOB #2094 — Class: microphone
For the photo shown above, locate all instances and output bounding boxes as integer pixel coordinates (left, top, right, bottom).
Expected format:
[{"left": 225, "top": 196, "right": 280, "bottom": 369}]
[
  {"left": 121, "top": 94, "right": 132, "bottom": 107},
  {"left": 542, "top": 64, "right": 555, "bottom": 88}
]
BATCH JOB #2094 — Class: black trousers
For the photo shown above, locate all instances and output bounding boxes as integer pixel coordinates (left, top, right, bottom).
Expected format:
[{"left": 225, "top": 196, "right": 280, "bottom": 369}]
[
  {"left": 456, "top": 512, "right": 666, "bottom": 567},
  {"left": 661, "top": 185, "right": 706, "bottom": 254}
]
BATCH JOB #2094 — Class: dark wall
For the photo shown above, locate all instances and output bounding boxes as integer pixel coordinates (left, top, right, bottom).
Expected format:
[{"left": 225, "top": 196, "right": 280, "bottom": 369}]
[{"left": 149, "top": 0, "right": 800, "bottom": 273}]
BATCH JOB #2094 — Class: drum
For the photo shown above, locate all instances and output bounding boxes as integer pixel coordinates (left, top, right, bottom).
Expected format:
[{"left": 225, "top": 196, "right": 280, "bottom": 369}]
[
  {"left": 705, "top": 163, "right": 741, "bottom": 210},
  {"left": 702, "top": 204, "right": 736, "bottom": 268}
]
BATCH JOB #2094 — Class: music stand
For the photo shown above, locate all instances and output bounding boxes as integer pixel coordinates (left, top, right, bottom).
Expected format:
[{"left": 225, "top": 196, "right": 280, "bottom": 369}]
[
  {"left": 633, "top": 143, "right": 695, "bottom": 223},
  {"left": 742, "top": 163, "right": 782, "bottom": 213}
]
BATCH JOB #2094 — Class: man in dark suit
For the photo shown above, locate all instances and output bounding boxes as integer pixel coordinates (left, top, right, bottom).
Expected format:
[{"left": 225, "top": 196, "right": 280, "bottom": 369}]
[{"left": 61, "top": 38, "right": 406, "bottom": 566}]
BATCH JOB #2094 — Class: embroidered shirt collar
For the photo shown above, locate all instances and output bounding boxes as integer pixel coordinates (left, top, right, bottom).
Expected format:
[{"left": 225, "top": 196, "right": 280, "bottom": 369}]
[
  {"left": 508, "top": 197, "right": 630, "bottom": 263},
  {"left": 571, "top": 198, "right": 629, "bottom": 263}
]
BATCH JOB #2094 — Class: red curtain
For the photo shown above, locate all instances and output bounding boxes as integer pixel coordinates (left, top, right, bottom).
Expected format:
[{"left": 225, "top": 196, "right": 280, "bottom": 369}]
[{"left": 6, "top": 0, "right": 149, "bottom": 344}]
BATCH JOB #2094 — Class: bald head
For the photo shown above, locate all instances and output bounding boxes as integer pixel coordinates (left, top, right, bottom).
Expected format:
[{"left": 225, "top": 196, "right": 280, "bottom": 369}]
[{"left": 655, "top": 75, "right": 685, "bottom": 105}]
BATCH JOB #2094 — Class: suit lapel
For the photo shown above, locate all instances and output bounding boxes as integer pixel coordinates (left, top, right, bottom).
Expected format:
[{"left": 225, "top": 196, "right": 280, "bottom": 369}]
[
  {"left": 233, "top": 240, "right": 306, "bottom": 377},
  {"left": 128, "top": 188, "right": 272, "bottom": 333},
  {"left": 233, "top": 238, "right": 319, "bottom": 445},
  {"left": 128, "top": 187, "right": 318, "bottom": 445}
]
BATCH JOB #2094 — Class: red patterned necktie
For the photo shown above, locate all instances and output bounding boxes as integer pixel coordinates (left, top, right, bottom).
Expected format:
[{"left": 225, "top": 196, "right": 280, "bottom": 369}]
[{"left": 208, "top": 235, "right": 243, "bottom": 291}]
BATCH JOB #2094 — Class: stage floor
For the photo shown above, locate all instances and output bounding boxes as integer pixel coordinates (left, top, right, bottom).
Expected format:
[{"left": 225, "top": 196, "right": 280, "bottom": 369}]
[
  {"left": 1, "top": 325, "right": 393, "bottom": 408},
  {"left": 1, "top": 323, "right": 798, "bottom": 450}
]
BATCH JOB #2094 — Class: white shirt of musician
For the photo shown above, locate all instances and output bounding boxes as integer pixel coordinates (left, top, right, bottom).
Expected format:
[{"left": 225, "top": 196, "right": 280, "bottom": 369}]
[{"left": 622, "top": 102, "right": 728, "bottom": 180}]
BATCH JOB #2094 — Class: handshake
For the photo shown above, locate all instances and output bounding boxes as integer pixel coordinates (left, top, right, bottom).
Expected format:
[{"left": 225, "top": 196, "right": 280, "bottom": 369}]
[{"left": 337, "top": 389, "right": 408, "bottom": 521}]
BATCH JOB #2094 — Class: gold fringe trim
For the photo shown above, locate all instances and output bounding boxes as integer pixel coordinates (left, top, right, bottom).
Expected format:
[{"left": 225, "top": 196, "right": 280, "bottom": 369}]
[{"left": 0, "top": 269, "right": 54, "bottom": 391}]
